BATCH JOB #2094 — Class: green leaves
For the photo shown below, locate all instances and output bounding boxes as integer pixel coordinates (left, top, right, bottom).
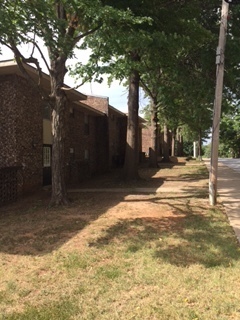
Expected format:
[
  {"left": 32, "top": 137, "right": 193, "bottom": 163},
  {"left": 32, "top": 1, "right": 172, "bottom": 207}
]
[{"left": 220, "top": 105, "right": 240, "bottom": 157}]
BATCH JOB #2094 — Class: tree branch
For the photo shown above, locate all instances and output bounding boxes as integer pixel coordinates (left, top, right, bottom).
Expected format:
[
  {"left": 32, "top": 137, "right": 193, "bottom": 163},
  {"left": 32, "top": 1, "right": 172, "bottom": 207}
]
[
  {"left": 0, "top": 39, "right": 13, "bottom": 51},
  {"left": 8, "top": 39, "right": 52, "bottom": 103},
  {"left": 140, "top": 78, "right": 155, "bottom": 102},
  {"left": 73, "top": 24, "right": 102, "bottom": 45},
  {"left": 29, "top": 39, "right": 51, "bottom": 74},
  {"left": 9, "top": 39, "right": 42, "bottom": 81},
  {"left": 61, "top": 74, "right": 92, "bottom": 91}
]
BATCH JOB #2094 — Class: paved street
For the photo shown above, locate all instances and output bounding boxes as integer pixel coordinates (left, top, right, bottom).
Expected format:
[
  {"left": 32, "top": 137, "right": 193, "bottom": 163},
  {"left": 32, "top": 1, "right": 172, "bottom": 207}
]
[
  {"left": 205, "top": 158, "right": 240, "bottom": 243},
  {"left": 218, "top": 158, "right": 240, "bottom": 174}
]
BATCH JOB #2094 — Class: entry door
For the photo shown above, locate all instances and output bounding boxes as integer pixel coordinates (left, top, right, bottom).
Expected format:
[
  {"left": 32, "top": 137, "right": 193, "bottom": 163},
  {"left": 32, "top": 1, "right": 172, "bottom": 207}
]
[{"left": 43, "top": 145, "right": 52, "bottom": 186}]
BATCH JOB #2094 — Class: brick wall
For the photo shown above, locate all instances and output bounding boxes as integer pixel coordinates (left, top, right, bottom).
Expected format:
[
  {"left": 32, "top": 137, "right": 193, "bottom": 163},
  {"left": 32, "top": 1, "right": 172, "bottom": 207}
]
[
  {"left": 108, "top": 108, "right": 127, "bottom": 167},
  {"left": 0, "top": 76, "right": 18, "bottom": 167},
  {"left": 142, "top": 126, "right": 152, "bottom": 156},
  {"left": 142, "top": 125, "right": 169, "bottom": 157},
  {"left": 0, "top": 73, "right": 111, "bottom": 192},
  {"left": 95, "top": 115, "right": 109, "bottom": 173},
  {"left": 85, "top": 95, "right": 109, "bottom": 113},
  {"left": 66, "top": 103, "right": 109, "bottom": 184},
  {"left": 0, "top": 73, "right": 128, "bottom": 194},
  {"left": 85, "top": 96, "right": 127, "bottom": 168},
  {"left": 0, "top": 75, "right": 43, "bottom": 193}
]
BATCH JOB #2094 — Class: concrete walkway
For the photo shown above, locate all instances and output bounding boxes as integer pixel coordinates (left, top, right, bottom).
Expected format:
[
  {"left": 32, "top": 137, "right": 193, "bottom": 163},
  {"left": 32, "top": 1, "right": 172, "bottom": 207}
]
[
  {"left": 68, "top": 187, "right": 205, "bottom": 194},
  {"left": 204, "top": 159, "right": 240, "bottom": 243}
]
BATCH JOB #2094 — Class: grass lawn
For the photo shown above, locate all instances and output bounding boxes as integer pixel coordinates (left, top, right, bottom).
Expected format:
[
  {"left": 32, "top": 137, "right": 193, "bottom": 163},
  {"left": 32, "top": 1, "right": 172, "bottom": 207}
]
[{"left": 0, "top": 159, "right": 240, "bottom": 320}]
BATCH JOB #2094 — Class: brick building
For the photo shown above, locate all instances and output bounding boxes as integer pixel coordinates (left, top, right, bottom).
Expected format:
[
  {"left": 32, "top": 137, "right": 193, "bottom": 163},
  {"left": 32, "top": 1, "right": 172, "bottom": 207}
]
[
  {"left": 0, "top": 60, "right": 147, "bottom": 204},
  {"left": 0, "top": 61, "right": 110, "bottom": 203},
  {"left": 84, "top": 95, "right": 127, "bottom": 167},
  {"left": 142, "top": 125, "right": 152, "bottom": 156}
]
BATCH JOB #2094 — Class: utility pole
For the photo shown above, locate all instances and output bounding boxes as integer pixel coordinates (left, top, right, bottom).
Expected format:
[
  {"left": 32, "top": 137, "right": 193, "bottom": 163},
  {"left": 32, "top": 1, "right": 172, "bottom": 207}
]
[{"left": 209, "top": 0, "right": 229, "bottom": 206}]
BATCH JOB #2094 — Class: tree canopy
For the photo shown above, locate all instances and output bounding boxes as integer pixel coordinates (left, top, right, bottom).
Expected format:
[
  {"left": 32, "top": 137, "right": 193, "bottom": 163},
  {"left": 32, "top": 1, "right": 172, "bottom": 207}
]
[
  {"left": 1, "top": 0, "right": 240, "bottom": 204},
  {"left": 0, "top": 0, "right": 151, "bottom": 202}
]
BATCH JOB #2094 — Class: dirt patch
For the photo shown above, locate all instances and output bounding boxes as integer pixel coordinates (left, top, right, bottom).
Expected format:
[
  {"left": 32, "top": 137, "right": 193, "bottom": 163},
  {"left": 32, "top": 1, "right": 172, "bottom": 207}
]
[
  {"left": 1, "top": 159, "right": 227, "bottom": 317},
  {"left": 0, "top": 159, "right": 208, "bottom": 256}
]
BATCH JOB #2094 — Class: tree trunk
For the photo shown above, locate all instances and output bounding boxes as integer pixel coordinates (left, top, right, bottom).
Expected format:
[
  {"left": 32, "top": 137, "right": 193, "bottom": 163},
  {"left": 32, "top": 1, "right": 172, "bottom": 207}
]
[
  {"left": 149, "top": 99, "right": 159, "bottom": 167},
  {"left": 176, "top": 127, "right": 183, "bottom": 156},
  {"left": 162, "top": 123, "right": 170, "bottom": 162},
  {"left": 124, "top": 69, "right": 140, "bottom": 179},
  {"left": 171, "top": 128, "right": 176, "bottom": 157},
  {"left": 198, "top": 129, "right": 202, "bottom": 161},
  {"left": 50, "top": 57, "right": 69, "bottom": 206}
]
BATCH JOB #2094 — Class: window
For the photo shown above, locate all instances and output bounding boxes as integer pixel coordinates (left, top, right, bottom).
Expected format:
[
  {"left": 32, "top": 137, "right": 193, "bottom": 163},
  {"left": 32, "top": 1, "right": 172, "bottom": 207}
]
[
  {"left": 43, "top": 146, "right": 51, "bottom": 167},
  {"left": 84, "top": 114, "right": 89, "bottom": 135}
]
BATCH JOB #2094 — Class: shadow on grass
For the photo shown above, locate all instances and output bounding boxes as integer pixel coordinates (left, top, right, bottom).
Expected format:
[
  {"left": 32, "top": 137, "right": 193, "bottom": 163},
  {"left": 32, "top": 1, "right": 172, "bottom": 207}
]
[
  {"left": 0, "top": 191, "right": 131, "bottom": 256},
  {"left": 75, "top": 166, "right": 164, "bottom": 189},
  {"left": 178, "top": 166, "right": 209, "bottom": 180},
  {"left": 153, "top": 210, "right": 240, "bottom": 268},
  {"left": 0, "top": 164, "right": 165, "bottom": 256},
  {"left": 0, "top": 165, "right": 221, "bottom": 260},
  {"left": 158, "top": 156, "right": 187, "bottom": 167},
  {"left": 88, "top": 204, "right": 240, "bottom": 268},
  {"left": 0, "top": 167, "right": 163, "bottom": 257},
  {"left": 157, "top": 162, "right": 186, "bottom": 169}
]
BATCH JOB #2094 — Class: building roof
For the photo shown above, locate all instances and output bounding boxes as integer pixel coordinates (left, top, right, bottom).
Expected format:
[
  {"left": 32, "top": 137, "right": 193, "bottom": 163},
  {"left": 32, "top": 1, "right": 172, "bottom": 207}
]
[
  {"left": 86, "top": 94, "right": 127, "bottom": 117},
  {"left": 75, "top": 101, "right": 105, "bottom": 116},
  {"left": 109, "top": 104, "right": 126, "bottom": 117},
  {"left": 0, "top": 60, "right": 87, "bottom": 102}
]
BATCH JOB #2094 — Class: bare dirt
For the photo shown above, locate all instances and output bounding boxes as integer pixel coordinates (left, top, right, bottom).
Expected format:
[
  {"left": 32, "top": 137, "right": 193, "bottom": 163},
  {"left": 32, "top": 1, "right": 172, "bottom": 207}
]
[{"left": 0, "top": 158, "right": 209, "bottom": 257}]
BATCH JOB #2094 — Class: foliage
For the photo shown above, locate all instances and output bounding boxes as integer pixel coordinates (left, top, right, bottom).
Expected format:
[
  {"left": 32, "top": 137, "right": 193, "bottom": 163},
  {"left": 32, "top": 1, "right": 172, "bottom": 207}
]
[
  {"left": 183, "top": 141, "right": 194, "bottom": 157},
  {"left": 0, "top": 0, "right": 153, "bottom": 201},
  {"left": 131, "top": 1, "right": 219, "bottom": 153},
  {"left": 219, "top": 105, "right": 240, "bottom": 158},
  {"left": 139, "top": 1, "right": 240, "bottom": 158},
  {"left": 202, "top": 143, "right": 211, "bottom": 158},
  {"left": 2, "top": 0, "right": 240, "bottom": 195}
]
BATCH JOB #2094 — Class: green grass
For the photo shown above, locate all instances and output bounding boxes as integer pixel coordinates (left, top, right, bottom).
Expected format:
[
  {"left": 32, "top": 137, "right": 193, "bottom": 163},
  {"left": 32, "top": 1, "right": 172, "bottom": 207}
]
[
  {"left": 4, "top": 206, "right": 240, "bottom": 320},
  {"left": 4, "top": 299, "right": 78, "bottom": 320},
  {"left": 1, "top": 163, "right": 240, "bottom": 320}
]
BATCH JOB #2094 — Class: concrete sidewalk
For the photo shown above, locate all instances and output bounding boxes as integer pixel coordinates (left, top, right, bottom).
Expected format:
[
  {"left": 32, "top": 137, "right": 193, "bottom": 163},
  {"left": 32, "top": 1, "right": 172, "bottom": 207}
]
[{"left": 204, "top": 160, "right": 240, "bottom": 243}]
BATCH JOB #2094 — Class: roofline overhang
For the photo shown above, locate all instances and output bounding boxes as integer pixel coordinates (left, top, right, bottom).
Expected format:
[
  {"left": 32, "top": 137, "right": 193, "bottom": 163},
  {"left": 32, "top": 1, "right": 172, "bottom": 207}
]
[
  {"left": 75, "top": 101, "right": 105, "bottom": 116},
  {"left": 109, "top": 104, "right": 126, "bottom": 117},
  {"left": 0, "top": 59, "right": 87, "bottom": 101}
]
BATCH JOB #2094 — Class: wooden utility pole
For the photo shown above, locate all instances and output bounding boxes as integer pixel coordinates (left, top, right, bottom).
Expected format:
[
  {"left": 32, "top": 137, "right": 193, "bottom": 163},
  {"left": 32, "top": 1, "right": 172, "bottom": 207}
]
[{"left": 209, "top": 0, "right": 229, "bottom": 205}]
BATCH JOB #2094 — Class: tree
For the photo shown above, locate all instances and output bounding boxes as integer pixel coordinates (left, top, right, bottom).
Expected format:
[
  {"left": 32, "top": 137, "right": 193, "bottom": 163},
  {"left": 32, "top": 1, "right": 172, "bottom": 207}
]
[
  {"left": 80, "top": 0, "right": 215, "bottom": 170},
  {"left": 0, "top": 0, "right": 145, "bottom": 203},
  {"left": 140, "top": 71, "right": 162, "bottom": 167},
  {"left": 1, "top": 0, "right": 105, "bottom": 205},
  {"left": 219, "top": 106, "right": 240, "bottom": 158},
  {"left": 137, "top": 0, "right": 220, "bottom": 164},
  {"left": 76, "top": 0, "right": 240, "bottom": 177},
  {"left": 72, "top": 3, "right": 154, "bottom": 179},
  {"left": 124, "top": 53, "right": 141, "bottom": 179}
]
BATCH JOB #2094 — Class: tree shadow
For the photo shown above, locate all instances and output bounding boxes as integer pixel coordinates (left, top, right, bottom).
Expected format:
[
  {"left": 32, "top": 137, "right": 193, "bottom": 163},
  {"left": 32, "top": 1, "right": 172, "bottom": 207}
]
[
  {"left": 179, "top": 166, "right": 209, "bottom": 180},
  {"left": 0, "top": 163, "right": 169, "bottom": 257},
  {"left": 74, "top": 166, "right": 165, "bottom": 189},
  {"left": 153, "top": 210, "right": 240, "bottom": 268},
  {"left": 157, "top": 156, "right": 187, "bottom": 167},
  {"left": 158, "top": 162, "right": 186, "bottom": 169},
  {"left": 0, "top": 165, "right": 214, "bottom": 259},
  {"left": 88, "top": 197, "right": 240, "bottom": 268},
  {"left": 0, "top": 190, "right": 130, "bottom": 256}
]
